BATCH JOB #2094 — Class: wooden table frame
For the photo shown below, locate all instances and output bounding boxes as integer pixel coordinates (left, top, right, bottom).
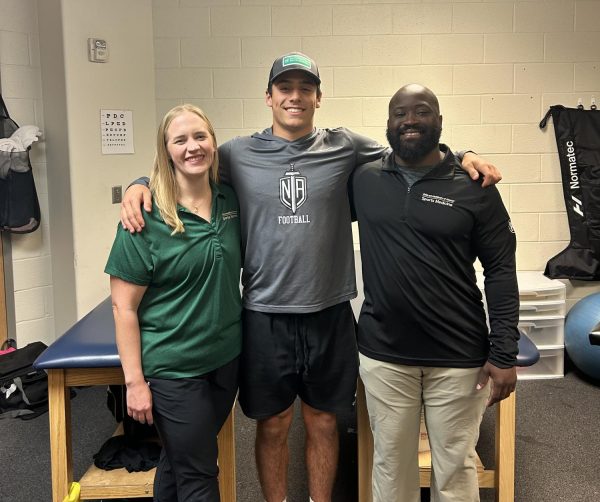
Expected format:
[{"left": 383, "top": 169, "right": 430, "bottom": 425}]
[
  {"left": 357, "top": 379, "right": 515, "bottom": 502},
  {"left": 47, "top": 366, "right": 236, "bottom": 502}
]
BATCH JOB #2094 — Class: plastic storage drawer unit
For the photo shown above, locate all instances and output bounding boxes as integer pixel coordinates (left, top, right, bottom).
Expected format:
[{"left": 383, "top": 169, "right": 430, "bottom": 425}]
[
  {"left": 516, "top": 347, "right": 564, "bottom": 380},
  {"left": 518, "top": 316, "right": 565, "bottom": 347},
  {"left": 519, "top": 300, "right": 566, "bottom": 318},
  {"left": 516, "top": 271, "right": 567, "bottom": 303}
]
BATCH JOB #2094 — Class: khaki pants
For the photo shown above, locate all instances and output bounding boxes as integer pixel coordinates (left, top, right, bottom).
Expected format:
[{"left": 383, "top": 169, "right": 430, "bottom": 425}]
[{"left": 359, "top": 354, "right": 489, "bottom": 502}]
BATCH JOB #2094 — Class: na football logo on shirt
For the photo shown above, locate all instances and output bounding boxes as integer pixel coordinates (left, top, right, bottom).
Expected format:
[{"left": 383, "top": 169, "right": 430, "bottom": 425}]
[
  {"left": 278, "top": 164, "right": 311, "bottom": 225},
  {"left": 279, "top": 164, "right": 307, "bottom": 214}
]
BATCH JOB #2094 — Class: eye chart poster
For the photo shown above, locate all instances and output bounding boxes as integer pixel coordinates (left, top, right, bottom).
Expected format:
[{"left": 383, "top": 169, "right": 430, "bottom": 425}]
[{"left": 101, "top": 109, "right": 134, "bottom": 154}]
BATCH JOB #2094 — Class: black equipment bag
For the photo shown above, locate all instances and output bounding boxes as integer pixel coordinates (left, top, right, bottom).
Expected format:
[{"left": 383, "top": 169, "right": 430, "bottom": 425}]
[
  {"left": 540, "top": 105, "right": 600, "bottom": 280},
  {"left": 0, "top": 94, "right": 41, "bottom": 233},
  {"left": 0, "top": 341, "right": 49, "bottom": 420}
]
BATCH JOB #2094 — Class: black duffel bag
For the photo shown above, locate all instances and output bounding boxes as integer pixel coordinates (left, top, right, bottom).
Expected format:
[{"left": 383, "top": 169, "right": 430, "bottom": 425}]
[{"left": 0, "top": 341, "right": 48, "bottom": 420}]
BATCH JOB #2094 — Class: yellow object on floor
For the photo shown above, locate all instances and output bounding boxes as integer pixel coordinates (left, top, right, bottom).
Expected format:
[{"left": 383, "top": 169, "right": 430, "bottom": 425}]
[{"left": 62, "top": 482, "right": 80, "bottom": 502}]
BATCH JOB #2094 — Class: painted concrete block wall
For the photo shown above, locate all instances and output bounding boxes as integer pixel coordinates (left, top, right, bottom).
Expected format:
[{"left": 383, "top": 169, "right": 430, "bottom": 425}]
[
  {"left": 152, "top": 0, "right": 600, "bottom": 308},
  {"left": 58, "top": 0, "right": 157, "bottom": 320},
  {"left": 0, "top": 0, "right": 54, "bottom": 345}
]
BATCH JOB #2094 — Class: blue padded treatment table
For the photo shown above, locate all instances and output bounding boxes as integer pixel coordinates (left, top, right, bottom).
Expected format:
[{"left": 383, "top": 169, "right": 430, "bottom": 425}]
[
  {"left": 35, "top": 298, "right": 119, "bottom": 370},
  {"left": 33, "top": 297, "right": 236, "bottom": 502},
  {"left": 356, "top": 332, "right": 540, "bottom": 502}
]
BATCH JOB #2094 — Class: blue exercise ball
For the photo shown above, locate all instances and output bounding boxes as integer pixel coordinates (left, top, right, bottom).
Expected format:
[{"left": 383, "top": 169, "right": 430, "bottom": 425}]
[{"left": 565, "top": 292, "right": 600, "bottom": 380}]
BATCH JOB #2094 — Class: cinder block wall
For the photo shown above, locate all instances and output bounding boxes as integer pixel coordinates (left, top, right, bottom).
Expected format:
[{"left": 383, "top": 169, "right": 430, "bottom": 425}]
[
  {"left": 0, "top": 0, "right": 54, "bottom": 345},
  {"left": 152, "top": 0, "right": 600, "bottom": 308}
]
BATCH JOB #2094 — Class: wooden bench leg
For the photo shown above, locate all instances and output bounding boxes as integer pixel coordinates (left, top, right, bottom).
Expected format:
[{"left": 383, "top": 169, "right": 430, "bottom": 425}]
[
  {"left": 218, "top": 409, "right": 236, "bottom": 502},
  {"left": 48, "top": 369, "right": 73, "bottom": 502},
  {"left": 495, "top": 391, "right": 516, "bottom": 502}
]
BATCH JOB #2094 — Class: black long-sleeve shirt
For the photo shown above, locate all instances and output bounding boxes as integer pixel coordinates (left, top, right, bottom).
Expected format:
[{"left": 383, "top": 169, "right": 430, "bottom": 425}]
[{"left": 350, "top": 146, "right": 519, "bottom": 369}]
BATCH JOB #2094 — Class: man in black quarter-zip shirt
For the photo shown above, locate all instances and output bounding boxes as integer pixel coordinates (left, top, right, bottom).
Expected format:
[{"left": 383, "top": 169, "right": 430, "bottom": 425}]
[{"left": 351, "top": 84, "right": 519, "bottom": 502}]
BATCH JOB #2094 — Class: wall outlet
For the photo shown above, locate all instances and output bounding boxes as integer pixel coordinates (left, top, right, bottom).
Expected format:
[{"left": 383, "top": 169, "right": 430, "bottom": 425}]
[{"left": 112, "top": 185, "right": 122, "bottom": 204}]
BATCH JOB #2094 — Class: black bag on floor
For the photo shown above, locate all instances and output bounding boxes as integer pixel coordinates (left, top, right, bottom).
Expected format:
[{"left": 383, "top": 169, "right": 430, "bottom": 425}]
[
  {"left": 540, "top": 105, "right": 600, "bottom": 280},
  {"left": 0, "top": 94, "right": 41, "bottom": 233},
  {"left": 0, "top": 341, "right": 49, "bottom": 420}
]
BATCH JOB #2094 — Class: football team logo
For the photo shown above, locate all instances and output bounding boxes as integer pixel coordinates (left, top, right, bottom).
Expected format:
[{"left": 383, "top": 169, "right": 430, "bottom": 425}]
[{"left": 279, "top": 164, "right": 307, "bottom": 214}]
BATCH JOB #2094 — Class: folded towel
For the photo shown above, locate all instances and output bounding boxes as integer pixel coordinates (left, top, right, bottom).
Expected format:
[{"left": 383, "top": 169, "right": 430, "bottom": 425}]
[
  {"left": 11, "top": 125, "right": 42, "bottom": 150},
  {"left": 0, "top": 138, "right": 19, "bottom": 152}
]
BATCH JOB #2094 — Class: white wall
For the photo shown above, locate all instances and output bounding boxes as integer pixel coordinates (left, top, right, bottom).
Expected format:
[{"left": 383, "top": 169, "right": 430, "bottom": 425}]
[
  {"left": 37, "top": 0, "right": 157, "bottom": 336},
  {"left": 151, "top": 0, "right": 600, "bottom": 309},
  {"left": 61, "top": 0, "right": 157, "bottom": 318},
  {"left": 0, "top": 0, "right": 54, "bottom": 345}
]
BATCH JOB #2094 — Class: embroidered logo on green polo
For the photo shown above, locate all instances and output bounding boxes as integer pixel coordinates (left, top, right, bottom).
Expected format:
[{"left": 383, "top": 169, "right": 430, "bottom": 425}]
[
  {"left": 222, "top": 210, "right": 238, "bottom": 221},
  {"left": 282, "top": 54, "right": 312, "bottom": 69}
]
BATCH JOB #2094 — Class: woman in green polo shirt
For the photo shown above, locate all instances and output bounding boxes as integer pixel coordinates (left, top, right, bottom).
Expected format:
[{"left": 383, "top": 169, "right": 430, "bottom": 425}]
[{"left": 105, "top": 104, "right": 242, "bottom": 502}]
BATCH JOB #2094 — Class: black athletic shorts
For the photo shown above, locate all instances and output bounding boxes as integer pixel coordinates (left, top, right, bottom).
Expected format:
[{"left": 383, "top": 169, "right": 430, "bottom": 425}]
[{"left": 238, "top": 301, "right": 359, "bottom": 420}]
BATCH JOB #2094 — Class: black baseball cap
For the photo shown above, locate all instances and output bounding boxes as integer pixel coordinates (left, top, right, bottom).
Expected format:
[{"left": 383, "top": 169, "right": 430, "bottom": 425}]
[{"left": 268, "top": 52, "right": 321, "bottom": 86}]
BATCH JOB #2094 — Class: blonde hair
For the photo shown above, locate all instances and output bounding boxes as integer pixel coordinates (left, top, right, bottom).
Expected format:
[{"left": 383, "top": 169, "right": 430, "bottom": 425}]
[{"left": 150, "top": 104, "right": 219, "bottom": 234}]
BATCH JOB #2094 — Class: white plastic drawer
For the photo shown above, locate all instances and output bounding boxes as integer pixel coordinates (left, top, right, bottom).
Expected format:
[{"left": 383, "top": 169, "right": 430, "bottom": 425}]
[
  {"left": 517, "top": 346, "right": 564, "bottom": 380},
  {"left": 519, "top": 300, "right": 566, "bottom": 318},
  {"left": 476, "top": 271, "right": 566, "bottom": 302},
  {"left": 516, "top": 271, "right": 566, "bottom": 302},
  {"left": 518, "top": 316, "right": 565, "bottom": 347}
]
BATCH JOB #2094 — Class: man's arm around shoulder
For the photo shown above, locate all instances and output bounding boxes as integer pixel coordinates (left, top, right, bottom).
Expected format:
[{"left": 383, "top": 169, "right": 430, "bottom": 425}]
[{"left": 121, "top": 178, "right": 152, "bottom": 233}]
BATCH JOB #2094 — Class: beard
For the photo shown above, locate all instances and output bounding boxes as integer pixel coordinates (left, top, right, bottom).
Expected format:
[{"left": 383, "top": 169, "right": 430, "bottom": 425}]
[{"left": 386, "top": 125, "right": 442, "bottom": 163}]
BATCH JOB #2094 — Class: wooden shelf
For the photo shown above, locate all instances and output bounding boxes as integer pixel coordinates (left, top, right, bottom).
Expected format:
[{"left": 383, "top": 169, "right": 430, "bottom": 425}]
[
  {"left": 78, "top": 424, "right": 155, "bottom": 499},
  {"left": 79, "top": 465, "right": 154, "bottom": 499}
]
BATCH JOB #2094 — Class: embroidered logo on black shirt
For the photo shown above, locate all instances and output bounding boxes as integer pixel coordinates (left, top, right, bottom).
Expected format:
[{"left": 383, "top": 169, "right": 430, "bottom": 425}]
[{"left": 421, "top": 193, "right": 455, "bottom": 207}]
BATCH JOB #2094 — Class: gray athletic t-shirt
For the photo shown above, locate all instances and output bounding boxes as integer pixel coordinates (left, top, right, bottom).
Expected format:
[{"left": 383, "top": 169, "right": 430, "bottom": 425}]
[{"left": 219, "top": 127, "right": 387, "bottom": 313}]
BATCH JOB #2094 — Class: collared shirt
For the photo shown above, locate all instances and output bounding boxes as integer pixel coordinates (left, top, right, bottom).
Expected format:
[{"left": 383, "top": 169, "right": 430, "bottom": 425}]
[{"left": 105, "top": 182, "right": 242, "bottom": 378}]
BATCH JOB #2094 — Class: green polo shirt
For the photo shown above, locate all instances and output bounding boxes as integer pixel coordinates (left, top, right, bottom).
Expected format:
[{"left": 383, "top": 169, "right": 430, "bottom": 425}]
[{"left": 105, "top": 182, "right": 242, "bottom": 378}]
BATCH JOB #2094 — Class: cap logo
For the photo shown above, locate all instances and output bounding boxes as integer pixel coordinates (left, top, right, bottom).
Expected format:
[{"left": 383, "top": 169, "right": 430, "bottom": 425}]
[{"left": 282, "top": 54, "right": 312, "bottom": 69}]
